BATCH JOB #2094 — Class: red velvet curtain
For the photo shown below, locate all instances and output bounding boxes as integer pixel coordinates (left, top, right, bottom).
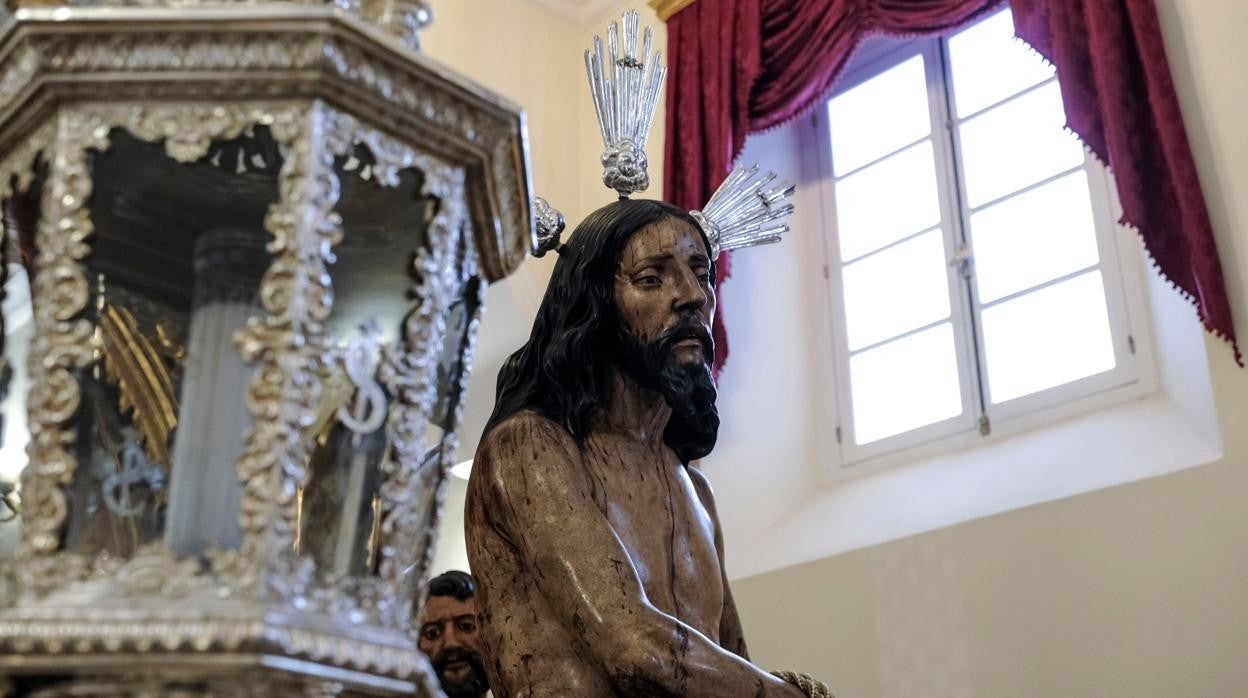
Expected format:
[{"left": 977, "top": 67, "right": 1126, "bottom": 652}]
[{"left": 665, "top": 0, "right": 1241, "bottom": 373}]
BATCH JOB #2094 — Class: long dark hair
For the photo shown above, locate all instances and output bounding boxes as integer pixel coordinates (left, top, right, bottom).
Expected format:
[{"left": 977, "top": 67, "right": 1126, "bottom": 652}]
[{"left": 483, "top": 199, "right": 717, "bottom": 462}]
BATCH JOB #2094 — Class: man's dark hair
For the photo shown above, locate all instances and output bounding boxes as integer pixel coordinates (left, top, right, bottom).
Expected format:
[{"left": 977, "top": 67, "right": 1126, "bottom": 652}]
[
  {"left": 485, "top": 198, "right": 719, "bottom": 463},
  {"left": 428, "top": 570, "right": 476, "bottom": 602}
]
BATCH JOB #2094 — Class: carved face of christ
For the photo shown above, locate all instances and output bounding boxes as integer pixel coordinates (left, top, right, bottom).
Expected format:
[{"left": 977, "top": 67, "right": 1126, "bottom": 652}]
[{"left": 612, "top": 217, "right": 716, "bottom": 371}]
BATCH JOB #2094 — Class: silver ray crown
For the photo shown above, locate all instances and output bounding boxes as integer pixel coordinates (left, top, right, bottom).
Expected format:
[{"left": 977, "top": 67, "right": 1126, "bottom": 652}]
[
  {"left": 531, "top": 12, "right": 797, "bottom": 262},
  {"left": 585, "top": 9, "right": 667, "bottom": 197},
  {"left": 691, "top": 165, "right": 797, "bottom": 261}
]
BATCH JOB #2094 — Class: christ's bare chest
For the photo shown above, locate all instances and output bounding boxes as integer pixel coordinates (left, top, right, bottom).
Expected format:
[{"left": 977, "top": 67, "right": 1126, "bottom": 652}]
[{"left": 583, "top": 446, "right": 725, "bottom": 640}]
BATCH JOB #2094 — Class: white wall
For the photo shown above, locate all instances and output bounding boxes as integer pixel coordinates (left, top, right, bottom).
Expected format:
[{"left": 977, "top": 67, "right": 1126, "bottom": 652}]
[{"left": 725, "top": 2, "right": 1248, "bottom": 696}]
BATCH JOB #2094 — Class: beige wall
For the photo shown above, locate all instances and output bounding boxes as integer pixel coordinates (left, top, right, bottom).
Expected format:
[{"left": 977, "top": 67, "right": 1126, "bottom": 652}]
[
  {"left": 422, "top": 0, "right": 665, "bottom": 577},
  {"left": 421, "top": 0, "right": 587, "bottom": 576},
  {"left": 729, "top": 2, "right": 1248, "bottom": 696}
]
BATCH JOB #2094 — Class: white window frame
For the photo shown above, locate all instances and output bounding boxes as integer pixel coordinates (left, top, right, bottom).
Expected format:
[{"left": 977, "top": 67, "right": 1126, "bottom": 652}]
[{"left": 809, "top": 29, "right": 1157, "bottom": 473}]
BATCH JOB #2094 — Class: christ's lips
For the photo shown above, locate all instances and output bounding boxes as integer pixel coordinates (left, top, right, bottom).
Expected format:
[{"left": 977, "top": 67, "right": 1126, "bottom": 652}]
[{"left": 665, "top": 323, "right": 712, "bottom": 352}]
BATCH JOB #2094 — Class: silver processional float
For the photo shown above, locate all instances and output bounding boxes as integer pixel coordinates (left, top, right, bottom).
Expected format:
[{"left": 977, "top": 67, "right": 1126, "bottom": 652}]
[{"left": 0, "top": 0, "right": 534, "bottom": 693}]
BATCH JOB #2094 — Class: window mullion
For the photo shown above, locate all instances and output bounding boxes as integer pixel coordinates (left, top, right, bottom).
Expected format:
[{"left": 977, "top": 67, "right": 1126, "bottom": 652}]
[{"left": 930, "top": 38, "right": 992, "bottom": 435}]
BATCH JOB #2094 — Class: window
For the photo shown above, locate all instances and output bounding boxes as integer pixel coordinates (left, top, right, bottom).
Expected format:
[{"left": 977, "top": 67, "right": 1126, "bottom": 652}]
[{"left": 814, "top": 9, "right": 1148, "bottom": 466}]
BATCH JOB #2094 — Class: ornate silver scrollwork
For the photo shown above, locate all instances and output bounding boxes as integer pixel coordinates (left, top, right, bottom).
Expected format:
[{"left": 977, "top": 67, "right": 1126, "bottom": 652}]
[
  {"left": 10, "top": 103, "right": 304, "bottom": 572},
  {"left": 0, "top": 24, "right": 531, "bottom": 279},
  {"left": 337, "top": 321, "right": 387, "bottom": 439},
  {"left": 20, "top": 108, "right": 103, "bottom": 557},
  {"left": 0, "top": 100, "right": 469, "bottom": 679}
]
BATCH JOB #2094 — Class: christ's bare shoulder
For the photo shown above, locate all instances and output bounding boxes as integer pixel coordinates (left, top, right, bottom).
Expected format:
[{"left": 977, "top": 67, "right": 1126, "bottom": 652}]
[{"left": 473, "top": 411, "right": 589, "bottom": 521}]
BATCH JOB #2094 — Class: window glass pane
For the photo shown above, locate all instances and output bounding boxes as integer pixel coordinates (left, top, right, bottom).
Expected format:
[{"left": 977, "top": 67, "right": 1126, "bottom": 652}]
[
  {"left": 981, "top": 270, "right": 1116, "bottom": 403},
  {"left": 842, "top": 229, "right": 951, "bottom": 351},
  {"left": 850, "top": 323, "right": 963, "bottom": 445},
  {"left": 970, "top": 170, "right": 1100, "bottom": 303},
  {"left": 959, "top": 82, "right": 1084, "bottom": 208},
  {"left": 828, "top": 55, "right": 931, "bottom": 176},
  {"left": 834, "top": 141, "right": 941, "bottom": 261},
  {"left": 947, "top": 9, "right": 1055, "bottom": 118}
]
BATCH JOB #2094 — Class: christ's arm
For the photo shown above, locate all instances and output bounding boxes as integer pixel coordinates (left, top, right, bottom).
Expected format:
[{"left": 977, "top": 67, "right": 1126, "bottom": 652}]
[{"left": 473, "top": 413, "right": 802, "bottom": 697}]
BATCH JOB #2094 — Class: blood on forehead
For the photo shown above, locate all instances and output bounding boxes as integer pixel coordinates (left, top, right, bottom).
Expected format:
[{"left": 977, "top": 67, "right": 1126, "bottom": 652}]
[{"left": 617, "top": 217, "right": 710, "bottom": 271}]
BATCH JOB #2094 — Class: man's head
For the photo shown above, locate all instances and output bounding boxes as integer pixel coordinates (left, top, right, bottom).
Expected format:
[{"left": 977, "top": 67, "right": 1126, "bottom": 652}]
[
  {"left": 487, "top": 199, "right": 720, "bottom": 462},
  {"left": 418, "top": 571, "right": 489, "bottom": 698}
]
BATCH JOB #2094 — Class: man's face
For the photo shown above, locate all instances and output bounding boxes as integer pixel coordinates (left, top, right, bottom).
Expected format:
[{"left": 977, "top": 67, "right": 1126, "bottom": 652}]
[
  {"left": 613, "top": 217, "right": 716, "bottom": 369},
  {"left": 418, "top": 595, "right": 489, "bottom": 698}
]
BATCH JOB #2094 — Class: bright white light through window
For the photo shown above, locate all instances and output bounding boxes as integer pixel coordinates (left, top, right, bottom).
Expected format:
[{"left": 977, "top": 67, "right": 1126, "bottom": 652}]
[
  {"left": 958, "top": 81, "right": 1085, "bottom": 208},
  {"left": 842, "top": 230, "right": 951, "bottom": 351},
  {"left": 828, "top": 55, "right": 931, "bottom": 176},
  {"left": 970, "top": 170, "right": 1100, "bottom": 303},
  {"left": 947, "top": 10, "right": 1055, "bottom": 117},
  {"left": 821, "top": 7, "right": 1135, "bottom": 460},
  {"left": 850, "top": 323, "right": 963, "bottom": 445},
  {"left": 982, "top": 271, "right": 1117, "bottom": 403},
  {"left": 834, "top": 141, "right": 942, "bottom": 261}
]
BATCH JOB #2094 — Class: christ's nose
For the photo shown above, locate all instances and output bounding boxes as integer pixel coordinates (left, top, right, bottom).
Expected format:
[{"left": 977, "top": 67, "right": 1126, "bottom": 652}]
[{"left": 672, "top": 268, "right": 707, "bottom": 313}]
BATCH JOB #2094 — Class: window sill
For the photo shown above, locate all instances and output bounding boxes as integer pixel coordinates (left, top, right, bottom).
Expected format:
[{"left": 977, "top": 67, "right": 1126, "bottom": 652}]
[
  {"left": 730, "top": 247, "right": 1222, "bottom": 581},
  {"left": 733, "top": 390, "right": 1222, "bottom": 580}
]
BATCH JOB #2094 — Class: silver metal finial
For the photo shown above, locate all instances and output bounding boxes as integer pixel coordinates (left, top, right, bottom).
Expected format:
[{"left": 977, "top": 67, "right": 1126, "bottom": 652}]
[
  {"left": 585, "top": 10, "right": 667, "bottom": 197},
  {"left": 532, "top": 196, "right": 566, "bottom": 257}
]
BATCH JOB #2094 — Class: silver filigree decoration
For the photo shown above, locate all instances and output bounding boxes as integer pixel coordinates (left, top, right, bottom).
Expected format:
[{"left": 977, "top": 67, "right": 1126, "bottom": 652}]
[
  {"left": 9, "top": 101, "right": 309, "bottom": 577},
  {"left": 19, "top": 108, "right": 103, "bottom": 557},
  {"left": 233, "top": 101, "right": 338, "bottom": 596},
  {"left": 278, "top": 106, "right": 469, "bottom": 631},
  {"left": 372, "top": 171, "right": 466, "bottom": 627},
  {"left": 409, "top": 251, "right": 484, "bottom": 616}
]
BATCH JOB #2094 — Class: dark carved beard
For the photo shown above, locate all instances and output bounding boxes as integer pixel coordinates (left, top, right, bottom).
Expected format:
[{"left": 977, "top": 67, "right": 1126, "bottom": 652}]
[
  {"left": 433, "top": 647, "right": 490, "bottom": 698},
  {"left": 613, "top": 319, "right": 719, "bottom": 462}
]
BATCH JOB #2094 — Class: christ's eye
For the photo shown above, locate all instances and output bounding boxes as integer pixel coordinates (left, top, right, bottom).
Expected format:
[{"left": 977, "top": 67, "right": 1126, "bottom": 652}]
[{"left": 635, "top": 274, "right": 662, "bottom": 288}]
